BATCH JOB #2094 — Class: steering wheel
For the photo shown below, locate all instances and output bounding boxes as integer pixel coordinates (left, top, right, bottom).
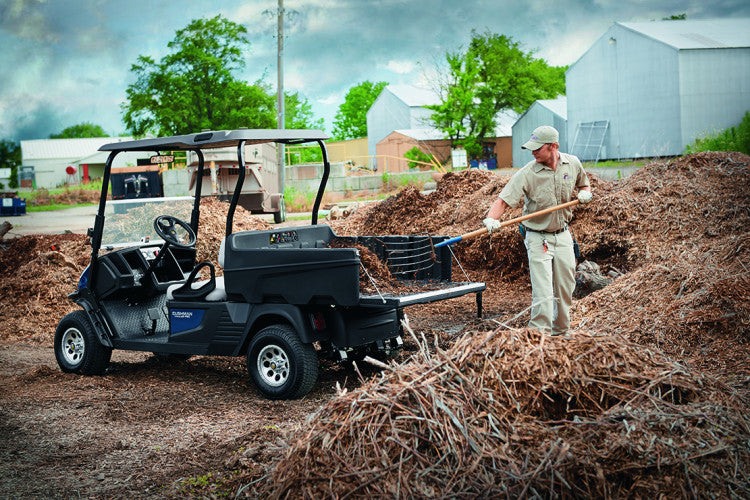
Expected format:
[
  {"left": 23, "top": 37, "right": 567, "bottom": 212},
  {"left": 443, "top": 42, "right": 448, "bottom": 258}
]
[{"left": 153, "top": 215, "right": 196, "bottom": 249}]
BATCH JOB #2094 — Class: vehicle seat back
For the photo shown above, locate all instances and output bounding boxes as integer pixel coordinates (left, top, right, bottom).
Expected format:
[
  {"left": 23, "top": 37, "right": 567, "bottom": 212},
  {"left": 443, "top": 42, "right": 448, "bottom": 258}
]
[{"left": 166, "top": 261, "right": 226, "bottom": 301}]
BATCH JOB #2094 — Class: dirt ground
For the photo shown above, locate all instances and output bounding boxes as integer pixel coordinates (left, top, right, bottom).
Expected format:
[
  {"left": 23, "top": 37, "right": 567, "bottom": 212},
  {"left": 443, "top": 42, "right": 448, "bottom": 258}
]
[
  {"left": 0, "top": 290, "right": 523, "bottom": 498},
  {"left": 1, "top": 152, "right": 748, "bottom": 498}
]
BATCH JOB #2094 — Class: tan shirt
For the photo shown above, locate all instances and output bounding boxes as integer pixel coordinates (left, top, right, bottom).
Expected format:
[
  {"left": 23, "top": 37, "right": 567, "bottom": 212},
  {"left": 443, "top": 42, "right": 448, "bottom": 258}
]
[{"left": 499, "top": 152, "right": 590, "bottom": 232}]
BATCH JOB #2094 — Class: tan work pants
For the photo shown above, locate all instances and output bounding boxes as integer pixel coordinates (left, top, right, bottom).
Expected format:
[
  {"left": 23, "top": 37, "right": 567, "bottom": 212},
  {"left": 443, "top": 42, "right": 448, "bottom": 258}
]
[{"left": 524, "top": 228, "right": 576, "bottom": 335}]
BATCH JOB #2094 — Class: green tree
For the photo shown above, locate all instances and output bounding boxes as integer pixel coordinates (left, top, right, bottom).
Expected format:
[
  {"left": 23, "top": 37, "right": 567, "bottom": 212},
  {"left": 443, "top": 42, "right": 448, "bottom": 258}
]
[
  {"left": 285, "top": 91, "right": 325, "bottom": 131},
  {"left": 122, "top": 15, "right": 275, "bottom": 136},
  {"left": 50, "top": 122, "right": 109, "bottom": 139},
  {"left": 0, "top": 139, "right": 21, "bottom": 189},
  {"left": 331, "top": 80, "right": 388, "bottom": 140},
  {"left": 428, "top": 31, "right": 566, "bottom": 158}
]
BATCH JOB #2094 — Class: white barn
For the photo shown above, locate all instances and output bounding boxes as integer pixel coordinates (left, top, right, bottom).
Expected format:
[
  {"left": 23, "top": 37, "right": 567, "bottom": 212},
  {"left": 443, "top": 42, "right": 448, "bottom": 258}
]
[
  {"left": 512, "top": 97, "right": 567, "bottom": 167},
  {"left": 566, "top": 18, "right": 750, "bottom": 160},
  {"left": 366, "top": 85, "right": 438, "bottom": 169},
  {"left": 20, "top": 137, "right": 145, "bottom": 188}
]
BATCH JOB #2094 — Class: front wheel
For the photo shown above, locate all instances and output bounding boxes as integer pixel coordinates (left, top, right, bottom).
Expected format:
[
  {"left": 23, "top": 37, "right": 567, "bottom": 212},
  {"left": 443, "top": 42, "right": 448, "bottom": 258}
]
[
  {"left": 54, "top": 310, "right": 112, "bottom": 375},
  {"left": 247, "top": 324, "right": 317, "bottom": 400}
]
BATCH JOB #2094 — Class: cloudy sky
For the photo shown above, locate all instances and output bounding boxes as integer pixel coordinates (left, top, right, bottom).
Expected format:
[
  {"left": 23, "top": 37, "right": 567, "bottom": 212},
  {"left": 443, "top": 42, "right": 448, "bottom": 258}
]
[{"left": 1, "top": 0, "right": 747, "bottom": 142}]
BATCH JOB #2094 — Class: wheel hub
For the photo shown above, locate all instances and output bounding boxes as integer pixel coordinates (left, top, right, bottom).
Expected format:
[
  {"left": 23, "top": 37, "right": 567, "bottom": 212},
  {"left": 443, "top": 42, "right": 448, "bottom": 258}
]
[
  {"left": 257, "top": 344, "right": 289, "bottom": 387},
  {"left": 62, "top": 327, "right": 85, "bottom": 365}
]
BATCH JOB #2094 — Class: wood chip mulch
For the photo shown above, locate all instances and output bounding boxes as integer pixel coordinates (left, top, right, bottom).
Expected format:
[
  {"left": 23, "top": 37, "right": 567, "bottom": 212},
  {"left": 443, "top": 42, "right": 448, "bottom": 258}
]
[
  {"left": 255, "top": 327, "right": 749, "bottom": 498},
  {"left": 3, "top": 152, "right": 749, "bottom": 498}
]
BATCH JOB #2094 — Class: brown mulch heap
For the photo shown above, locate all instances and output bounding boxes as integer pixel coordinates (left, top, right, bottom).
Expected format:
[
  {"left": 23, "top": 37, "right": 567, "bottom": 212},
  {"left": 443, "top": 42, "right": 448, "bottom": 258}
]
[
  {"left": 0, "top": 198, "right": 269, "bottom": 342},
  {"left": 332, "top": 152, "right": 750, "bottom": 362},
  {"left": 245, "top": 153, "right": 750, "bottom": 497},
  {"left": 195, "top": 198, "right": 272, "bottom": 265},
  {"left": 0, "top": 233, "right": 90, "bottom": 342},
  {"left": 28, "top": 187, "right": 100, "bottom": 207},
  {"left": 254, "top": 328, "right": 749, "bottom": 498}
]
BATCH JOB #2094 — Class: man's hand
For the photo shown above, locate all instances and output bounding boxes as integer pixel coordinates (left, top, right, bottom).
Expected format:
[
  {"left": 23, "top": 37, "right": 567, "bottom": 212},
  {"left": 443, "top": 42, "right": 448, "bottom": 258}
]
[
  {"left": 483, "top": 217, "right": 502, "bottom": 234},
  {"left": 577, "top": 190, "right": 593, "bottom": 204}
]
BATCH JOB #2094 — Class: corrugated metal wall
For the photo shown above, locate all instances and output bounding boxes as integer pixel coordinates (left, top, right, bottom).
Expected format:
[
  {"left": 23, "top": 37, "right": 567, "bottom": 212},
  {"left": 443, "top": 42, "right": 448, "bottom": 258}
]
[
  {"left": 512, "top": 103, "right": 568, "bottom": 167},
  {"left": 567, "top": 23, "right": 750, "bottom": 160},
  {"left": 568, "top": 24, "right": 682, "bottom": 159},
  {"left": 366, "top": 89, "right": 411, "bottom": 165},
  {"left": 679, "top": 47, "right": 750, "bottom": 146}
]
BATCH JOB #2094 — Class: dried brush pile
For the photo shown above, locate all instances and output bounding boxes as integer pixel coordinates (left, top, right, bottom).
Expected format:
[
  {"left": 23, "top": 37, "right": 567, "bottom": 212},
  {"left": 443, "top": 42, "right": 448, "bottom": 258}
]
[{"left": 255, "top": 327, "right": 749, "bottom": 498}]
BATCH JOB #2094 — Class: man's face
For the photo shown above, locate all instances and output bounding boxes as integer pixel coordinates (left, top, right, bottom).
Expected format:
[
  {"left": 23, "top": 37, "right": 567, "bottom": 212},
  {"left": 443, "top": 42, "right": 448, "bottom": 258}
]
[{"left": 532, "top": 143, "right": 557, "bottom": 165}]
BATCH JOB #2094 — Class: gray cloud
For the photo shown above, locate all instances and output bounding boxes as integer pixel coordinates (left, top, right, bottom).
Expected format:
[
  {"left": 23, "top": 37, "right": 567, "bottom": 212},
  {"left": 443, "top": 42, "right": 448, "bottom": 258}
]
[{"left": 1, "top": 0, "right": 748, "bottom": 141}]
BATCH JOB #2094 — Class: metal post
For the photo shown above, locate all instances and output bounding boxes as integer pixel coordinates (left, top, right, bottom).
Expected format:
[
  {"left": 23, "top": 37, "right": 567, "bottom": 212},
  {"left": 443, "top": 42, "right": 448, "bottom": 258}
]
[{"left": 276, "top": 0, "right": 285, "bottom": 197}]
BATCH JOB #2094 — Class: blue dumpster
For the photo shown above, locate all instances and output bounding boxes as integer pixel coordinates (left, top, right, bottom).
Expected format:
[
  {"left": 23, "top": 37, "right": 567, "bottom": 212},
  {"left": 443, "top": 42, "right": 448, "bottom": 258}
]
[{"left": 1, "top": 197, "right": 26, "bottom": 216}]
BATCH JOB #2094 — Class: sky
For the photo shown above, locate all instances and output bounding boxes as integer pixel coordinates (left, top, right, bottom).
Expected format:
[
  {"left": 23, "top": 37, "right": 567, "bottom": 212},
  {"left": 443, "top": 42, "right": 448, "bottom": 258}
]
[{"left": 1, "top": 0, "right": 748, "bottom": 143}]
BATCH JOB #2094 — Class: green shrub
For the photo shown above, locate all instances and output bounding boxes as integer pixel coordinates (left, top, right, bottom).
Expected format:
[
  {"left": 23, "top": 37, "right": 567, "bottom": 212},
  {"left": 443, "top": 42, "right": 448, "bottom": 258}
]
[
  {"left": 395, "top": 173, "right": 426, "bottom": 190},
  {"left": 381, "top": 171, "right": 392, "bottom": 191},
  {"left": 404, "top": 146, "right": 433, "bottom": 169},
  {"left": 283, "top": 185, "right": 317, "bottom": 212},
  {"left": 686, "top": 111, "right": 750, "bottom": 155}
]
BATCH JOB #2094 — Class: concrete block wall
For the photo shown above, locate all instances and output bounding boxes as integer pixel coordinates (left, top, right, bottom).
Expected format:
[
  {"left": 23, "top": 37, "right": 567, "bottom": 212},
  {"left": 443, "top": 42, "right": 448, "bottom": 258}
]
[
  {"left": 162, "top": 169, "right": 190, "bottom": 197},
  {"left": 285, "top": 169, "right": 436, "bottom": 197}
]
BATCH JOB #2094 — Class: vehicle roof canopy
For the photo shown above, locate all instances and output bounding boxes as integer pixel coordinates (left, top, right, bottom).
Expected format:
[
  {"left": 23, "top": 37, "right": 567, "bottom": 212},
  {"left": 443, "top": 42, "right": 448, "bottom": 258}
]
[{"left": 99, "top": 129, "right": 329, "bottom": 152}]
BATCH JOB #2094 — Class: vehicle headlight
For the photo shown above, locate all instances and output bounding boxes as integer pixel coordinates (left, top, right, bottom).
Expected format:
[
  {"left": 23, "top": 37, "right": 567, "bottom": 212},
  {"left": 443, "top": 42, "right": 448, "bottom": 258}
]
[{"left": 78, "top": 265, "right": 90, "bottom": 290}]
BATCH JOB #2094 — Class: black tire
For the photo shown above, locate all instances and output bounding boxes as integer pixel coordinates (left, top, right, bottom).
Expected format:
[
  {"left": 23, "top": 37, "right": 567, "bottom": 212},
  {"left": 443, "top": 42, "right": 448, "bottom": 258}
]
[
  {"left": 273, "top": 197, "right": 286, "bottom": 224},
  {"left": 54, "top": 310, "right": 112, "bottom": 375},
  {"left": 247, "top": 324, "right": 317, "bottom": 400}
]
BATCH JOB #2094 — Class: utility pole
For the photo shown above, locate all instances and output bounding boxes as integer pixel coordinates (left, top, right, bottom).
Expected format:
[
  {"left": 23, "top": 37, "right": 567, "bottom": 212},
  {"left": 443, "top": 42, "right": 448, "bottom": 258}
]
[{"left": 276, "top": 0, "right": 285, "bottom": 201}]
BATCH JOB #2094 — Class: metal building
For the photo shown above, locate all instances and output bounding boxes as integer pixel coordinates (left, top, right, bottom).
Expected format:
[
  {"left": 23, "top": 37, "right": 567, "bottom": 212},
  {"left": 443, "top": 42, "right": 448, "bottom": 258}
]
[
  {"left": 512, "top": 97, "right": 567, "bottom": 167},
  {"left": 566, "top": 18, "right": 750, "bottom": 160},
  {"left": 366, "top": 85, "right": 438, "bottom": 169},
  {"left": 20, "top": 137, "right": 146, "bottom": 189}
]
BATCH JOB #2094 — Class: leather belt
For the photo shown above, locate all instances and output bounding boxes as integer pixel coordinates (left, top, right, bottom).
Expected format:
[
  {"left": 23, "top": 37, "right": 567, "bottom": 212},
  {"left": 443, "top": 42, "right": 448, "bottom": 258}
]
[{"left": 522, "top": 225, "right": 568, "bottom": 235}]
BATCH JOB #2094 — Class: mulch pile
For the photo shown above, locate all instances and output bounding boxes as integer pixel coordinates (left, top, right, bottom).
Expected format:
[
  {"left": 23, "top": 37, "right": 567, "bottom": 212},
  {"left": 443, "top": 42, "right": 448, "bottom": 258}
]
[
  {"left": 332, "top": 152, "right": 750, "bottom": 366},
  {"left": 28, "top": 186, "right": 100, "bottom": 206},
  {"left": 333, "top": 169, "right": 530, "bottom": 281},
  {"left": 248, "top": 152, "right": 749, "bottom": 498},
  {"left": 2, "top": 152, "right": 749, "bottom": 497},
  {"left": 256, "top": 328, "right": 748, "bottom": 498}
]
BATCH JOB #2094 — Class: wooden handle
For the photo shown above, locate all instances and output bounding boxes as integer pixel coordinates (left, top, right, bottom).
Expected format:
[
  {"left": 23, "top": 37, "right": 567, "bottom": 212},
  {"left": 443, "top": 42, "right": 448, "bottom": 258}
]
[{"left": 435, "top": 199, "right": 580, "bottom": 247}]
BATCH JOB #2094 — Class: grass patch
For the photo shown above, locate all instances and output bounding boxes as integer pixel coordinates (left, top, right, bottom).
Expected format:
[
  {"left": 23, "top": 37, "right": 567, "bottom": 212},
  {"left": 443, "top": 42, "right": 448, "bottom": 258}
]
[
  {"left": 583, "top": 159, "right": 646, "bottom": 168},
  {"left": 26, "top": 202, "right": 97, "bottom": 212},
  {"left": 686, "top": 110, "right": 750, "bottom": 155}
]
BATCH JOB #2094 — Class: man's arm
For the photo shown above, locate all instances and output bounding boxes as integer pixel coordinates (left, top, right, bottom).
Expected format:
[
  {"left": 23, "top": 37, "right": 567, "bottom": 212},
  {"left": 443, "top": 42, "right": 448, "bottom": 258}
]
[
  {"left": 487, "top": 197, "right": 510, "bottom": 219},
  {"left": 483, "top": 197, "right": 510, "bottom": 233}
]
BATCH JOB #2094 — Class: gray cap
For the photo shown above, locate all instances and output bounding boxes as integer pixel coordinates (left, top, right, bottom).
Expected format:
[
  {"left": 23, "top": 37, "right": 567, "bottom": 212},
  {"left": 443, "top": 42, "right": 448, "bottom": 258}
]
[{"left": 522, "top": 125, "right": 559, "bottom": 151}]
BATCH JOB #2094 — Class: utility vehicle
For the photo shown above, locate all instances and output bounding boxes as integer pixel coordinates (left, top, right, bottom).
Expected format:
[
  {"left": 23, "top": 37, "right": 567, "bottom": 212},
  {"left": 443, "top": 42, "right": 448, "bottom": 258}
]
[{"left": 54, "top": 130, "right": 485, "bottom": 399}]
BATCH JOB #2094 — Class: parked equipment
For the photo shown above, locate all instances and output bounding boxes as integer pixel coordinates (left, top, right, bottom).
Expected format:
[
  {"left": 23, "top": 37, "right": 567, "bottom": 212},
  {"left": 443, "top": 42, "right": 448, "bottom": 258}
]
[{"left": 54, "top": 130, "right": 485, "bottom": 400}]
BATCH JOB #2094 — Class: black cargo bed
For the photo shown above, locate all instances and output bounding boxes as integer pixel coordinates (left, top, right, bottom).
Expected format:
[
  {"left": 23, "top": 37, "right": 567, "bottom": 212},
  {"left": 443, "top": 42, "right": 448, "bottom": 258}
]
[
  {"left": 359, "top": 281, "right": 486, "bottom": 307},
  {"left": 221, "top": 225, "right": 484, "bottom": 308}
]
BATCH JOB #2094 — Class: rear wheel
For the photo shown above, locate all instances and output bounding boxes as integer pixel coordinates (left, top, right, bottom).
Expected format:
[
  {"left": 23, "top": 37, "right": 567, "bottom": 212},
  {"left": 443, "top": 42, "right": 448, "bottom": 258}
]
[
  {"left": 54, "top": 310, "right": 112, "bottom": 375},
  {"left": 247, "top": 324, "right": 317, "bottom": 400}
]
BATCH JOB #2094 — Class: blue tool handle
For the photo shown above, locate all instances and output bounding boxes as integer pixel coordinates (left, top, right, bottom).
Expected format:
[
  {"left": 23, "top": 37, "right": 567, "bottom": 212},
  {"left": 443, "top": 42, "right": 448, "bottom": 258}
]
[{"left": 434, "top": 236, "right": 463, "bottom": 248}]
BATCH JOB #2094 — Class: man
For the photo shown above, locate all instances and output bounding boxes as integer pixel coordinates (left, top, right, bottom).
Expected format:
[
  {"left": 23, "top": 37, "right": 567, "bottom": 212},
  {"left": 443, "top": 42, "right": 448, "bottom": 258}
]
[{"left": 483, "top": 125, "right": 592, "bottom": 335}]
